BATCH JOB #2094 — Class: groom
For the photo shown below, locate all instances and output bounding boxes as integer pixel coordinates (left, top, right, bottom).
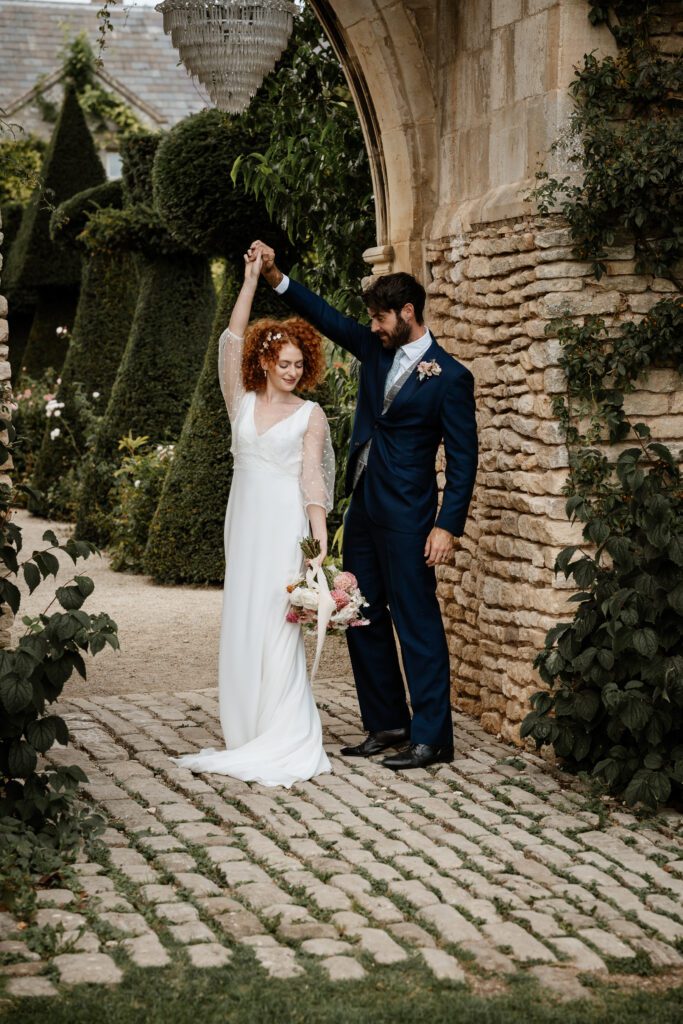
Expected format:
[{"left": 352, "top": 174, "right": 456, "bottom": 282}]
[{"left": 250, "top": 241, "right": 478, "bottom": 769}]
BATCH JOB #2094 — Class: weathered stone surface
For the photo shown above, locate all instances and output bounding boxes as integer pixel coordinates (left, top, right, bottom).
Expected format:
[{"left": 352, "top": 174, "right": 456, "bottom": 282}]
[
  {"left": 419, "top": 948, "right": 467, "bottom": 982},
  {"left": 186, "top": 943, "right": 232, "bottom": 968},
  {"left": 53, "top": 952, "right": 124, "bottom": 986},
  {"left": 6, "top": 976, "right": 58, "bottom": 997},
  {"left": 123, "top": 933, "right": 171, "bottom": 967}
]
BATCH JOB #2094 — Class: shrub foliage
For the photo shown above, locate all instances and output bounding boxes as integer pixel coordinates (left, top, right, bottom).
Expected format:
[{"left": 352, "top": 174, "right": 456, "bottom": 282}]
[{"left": 523, "top": 2, "right": 683, "bottom": 808}]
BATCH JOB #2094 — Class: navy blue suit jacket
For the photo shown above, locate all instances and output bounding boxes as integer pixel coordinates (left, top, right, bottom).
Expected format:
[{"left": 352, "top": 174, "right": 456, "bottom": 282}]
[{"left": 280, "top": 278, "right": 478, "bottom": 537}]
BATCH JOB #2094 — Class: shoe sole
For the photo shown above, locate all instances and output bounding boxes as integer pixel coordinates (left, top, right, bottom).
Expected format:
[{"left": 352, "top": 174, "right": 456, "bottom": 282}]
[{"left": 382, "top": 754, "right": 454, "bottom": 770}]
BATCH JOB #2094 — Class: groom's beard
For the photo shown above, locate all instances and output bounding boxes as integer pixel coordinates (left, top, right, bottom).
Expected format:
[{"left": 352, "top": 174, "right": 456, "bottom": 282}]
[{"left": 377, "top": 315, "right": 412, "bottom": 350}]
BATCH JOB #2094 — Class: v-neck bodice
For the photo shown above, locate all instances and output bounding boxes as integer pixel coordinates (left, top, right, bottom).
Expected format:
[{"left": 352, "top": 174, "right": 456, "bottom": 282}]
[{"left": 231, "top": 392, "right": 314, "bottom": 477}]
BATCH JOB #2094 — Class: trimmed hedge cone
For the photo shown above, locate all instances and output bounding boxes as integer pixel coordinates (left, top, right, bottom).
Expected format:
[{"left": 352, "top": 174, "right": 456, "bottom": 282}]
[
  {"left": 29, "top": 181, "right": 139, "bottom": 518},
  {"left": 143, "top": 271, "right": 286, "bottom": 583},
  {"left": 4, "top": 84, "right": 105, "bottom": 377},
  {"left": 75, "top": 252, "right": 215, "bottom": 546}
]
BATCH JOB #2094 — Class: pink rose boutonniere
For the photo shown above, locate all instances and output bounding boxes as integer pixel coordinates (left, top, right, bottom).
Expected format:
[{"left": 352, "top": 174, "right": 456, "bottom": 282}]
[{"left": 416, "top": 359, "right": 442, "bottom": 381}]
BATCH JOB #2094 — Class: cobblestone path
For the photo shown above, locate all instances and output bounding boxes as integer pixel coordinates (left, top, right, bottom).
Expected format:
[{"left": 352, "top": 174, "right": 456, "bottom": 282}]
[{"left": 4, "top": 679, "right": 683, "bottom": 1003}]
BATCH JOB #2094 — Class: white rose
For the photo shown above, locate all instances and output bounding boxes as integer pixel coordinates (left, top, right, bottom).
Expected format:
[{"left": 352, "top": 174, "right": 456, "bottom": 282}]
[{"left": 50, "top": 428, "right": 61, "bottom": 440}]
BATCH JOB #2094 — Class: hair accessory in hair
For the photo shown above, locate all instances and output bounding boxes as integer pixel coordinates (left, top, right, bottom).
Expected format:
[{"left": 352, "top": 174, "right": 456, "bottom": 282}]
[{"left": 263, "top": 329, "right": 282, "bottom": 351}]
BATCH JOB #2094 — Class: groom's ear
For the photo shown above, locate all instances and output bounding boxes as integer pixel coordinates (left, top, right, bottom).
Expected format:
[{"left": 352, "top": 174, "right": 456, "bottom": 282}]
[{"left": 401, "top": 302, "right": 416, "bottom": 324}]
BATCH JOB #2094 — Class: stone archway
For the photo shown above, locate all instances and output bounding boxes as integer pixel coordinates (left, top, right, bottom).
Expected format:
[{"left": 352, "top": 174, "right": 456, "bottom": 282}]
[{"left": 306, "top": 1, "right": 682, "bottom": 742}]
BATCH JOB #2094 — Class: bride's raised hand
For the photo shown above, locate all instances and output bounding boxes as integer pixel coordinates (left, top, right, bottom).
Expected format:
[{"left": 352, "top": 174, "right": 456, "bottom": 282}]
[{"left": 243, "top": 249, "right": 262, "bottom": 284}]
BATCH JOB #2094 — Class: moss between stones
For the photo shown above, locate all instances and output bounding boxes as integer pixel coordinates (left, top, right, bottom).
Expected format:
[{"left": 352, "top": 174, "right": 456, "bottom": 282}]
[
  {"left": 142, "top": 269, "right": 287, "bottom": 584},
  {"left": 74, "top": 253, "right": 215, "bottom": 546}
]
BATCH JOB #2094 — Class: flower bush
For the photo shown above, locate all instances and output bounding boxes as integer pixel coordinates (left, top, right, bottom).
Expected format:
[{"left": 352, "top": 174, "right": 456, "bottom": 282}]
[
  {"left": 108, "top": 434, "right": 176, "bottom": 573},
  {"left": 10, "top": 367, "right": 61, "bottom": 498}
]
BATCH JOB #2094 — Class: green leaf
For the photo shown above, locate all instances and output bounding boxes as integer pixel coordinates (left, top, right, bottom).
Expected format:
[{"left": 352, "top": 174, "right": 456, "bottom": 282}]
[
  {"left": 22, "top": 561, "right": 42, "bottom": 594},
  {"left": 0, "top": 675, "right": 33, "bottom": 713},
  {"left": 56, "top": 586, "right": 85, "bottom": 611},
  {"left": 75, "top": 576, "right": 95, "bottom": 599},
  {"left": 41, "top": 530, "right": 59, "bottom": 547},
  {"left": 632, "top": 628, "right": 659, "bottom": 658},
  {"left": 620, "top": 696, "right": 651, "bottom": 732},
  {"left": 624, "top": 769, "right": 670, "bottom": 809},
  {"left": 572, "top": 558, "right": 597, "bottom": 589},
  {"left": 572, "top": 731, "right": 591, "bottom": 762},
  {"left": 8, "top": 740, "right": 37, "bottom": 778},
  {"left": 0, "top": 579, "right": 21, "bottom": 614},
  {"left": 667, "top": 583, "right": 683, "bottom": 616},
  {"left": 574, "top": 690, "right": 600, "bottom": 722},
  {"left": 26, "top": 717, "right": 58, "bottom": 753}
]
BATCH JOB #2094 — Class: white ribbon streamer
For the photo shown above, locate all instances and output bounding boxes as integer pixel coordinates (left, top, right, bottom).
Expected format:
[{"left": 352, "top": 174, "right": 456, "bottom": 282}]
[{"left": 306, "top": 563, "right": 336, "bottom": 684}]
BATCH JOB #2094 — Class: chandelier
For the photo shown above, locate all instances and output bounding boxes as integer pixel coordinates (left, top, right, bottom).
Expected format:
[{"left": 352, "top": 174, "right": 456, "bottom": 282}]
[{"left": 156, "top": 1, "right": 298, "bottom": 114}]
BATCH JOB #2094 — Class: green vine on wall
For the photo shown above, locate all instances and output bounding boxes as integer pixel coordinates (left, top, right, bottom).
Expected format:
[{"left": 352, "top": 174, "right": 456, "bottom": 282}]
[{"left": 522, "top": 2, "right": 683, "bottom": 809}]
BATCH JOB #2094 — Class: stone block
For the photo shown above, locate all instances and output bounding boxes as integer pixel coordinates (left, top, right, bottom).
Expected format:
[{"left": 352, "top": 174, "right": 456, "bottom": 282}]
[
  {"left": 419, "top": 947, "right": 467, "bottom": 982},
  {"left": 186, "top": 942, "right": 232, "bottom": 968},
  {"left": 6, "top": 976, "right": 58, "bottom": 997},
  {"left": 492, "top": 0, "right": 522, "bottom": 29},
  {"left": 53, "top": 952, "right": 123, "bottom": 986},
  {"left": 123, "top": 933, "right": 171, "bottom": 967}
]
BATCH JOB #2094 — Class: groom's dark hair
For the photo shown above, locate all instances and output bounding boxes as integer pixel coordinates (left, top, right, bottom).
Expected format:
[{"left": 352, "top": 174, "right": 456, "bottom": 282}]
[{"left": 362, "top": 272, "right": 426, "bottom": 324}]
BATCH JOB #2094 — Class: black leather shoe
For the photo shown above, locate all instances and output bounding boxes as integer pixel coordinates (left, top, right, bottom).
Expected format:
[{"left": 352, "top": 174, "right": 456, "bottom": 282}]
[
  {"left": 381, "top": 743, "right": 454, "bottom": 770},
  {"left": 340, "top": 727, "right": 410, "bottom": 757}
]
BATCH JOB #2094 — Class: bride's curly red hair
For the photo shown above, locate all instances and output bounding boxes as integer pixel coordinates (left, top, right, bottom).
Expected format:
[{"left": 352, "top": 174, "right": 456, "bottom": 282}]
[{"left": 242, "top": 317, "right": 325, "bottom": 393}]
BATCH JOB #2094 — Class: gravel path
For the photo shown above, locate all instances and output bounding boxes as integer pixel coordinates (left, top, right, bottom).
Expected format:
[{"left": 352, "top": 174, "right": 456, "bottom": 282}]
[{"left": 10, "top": 508, "right": 353, "bottom": 699}]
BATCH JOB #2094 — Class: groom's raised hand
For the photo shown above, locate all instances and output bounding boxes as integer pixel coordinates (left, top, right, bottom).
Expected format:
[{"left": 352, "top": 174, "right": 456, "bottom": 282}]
[
  {"left": 424, "top": 526, "right": 457, "bottom": 567},
  {"left": 249, "top": 240, "right": 282, "bottom": 288}
]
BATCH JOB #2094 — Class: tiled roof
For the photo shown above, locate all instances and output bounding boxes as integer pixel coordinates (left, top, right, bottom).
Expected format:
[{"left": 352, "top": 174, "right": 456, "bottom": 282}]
[{"left": 0, "top": 1, "right": 209, "bottom": 128}]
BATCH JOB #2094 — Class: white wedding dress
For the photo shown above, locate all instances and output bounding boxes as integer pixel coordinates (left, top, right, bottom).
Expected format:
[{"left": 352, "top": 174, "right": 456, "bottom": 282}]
[{"left": 170, "top": 327, "right": 334, "bottom": 787}]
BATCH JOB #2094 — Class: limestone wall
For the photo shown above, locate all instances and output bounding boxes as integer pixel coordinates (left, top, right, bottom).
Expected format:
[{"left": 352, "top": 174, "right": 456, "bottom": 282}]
[
  {"left": 427, "top": 217, "right": 681, "bottom": 743},
  {"left": 0, "top": 211, "right": 14, "bottom": 648}
]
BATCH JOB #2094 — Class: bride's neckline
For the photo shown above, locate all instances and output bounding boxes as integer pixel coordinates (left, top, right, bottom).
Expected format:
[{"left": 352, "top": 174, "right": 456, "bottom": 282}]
[{"left": 251, "top": 392, "right": 310, "bottom": 438}]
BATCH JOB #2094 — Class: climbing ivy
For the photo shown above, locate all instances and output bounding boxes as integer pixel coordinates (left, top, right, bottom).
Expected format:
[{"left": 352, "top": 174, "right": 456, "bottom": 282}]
[{"left": 522, "top": 2, "right": 683, "bottom": 809}]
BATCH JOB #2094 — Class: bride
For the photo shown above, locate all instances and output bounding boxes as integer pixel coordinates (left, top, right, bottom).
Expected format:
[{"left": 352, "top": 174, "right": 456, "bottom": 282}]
[{"left": 171, "top": 250, "right": 334, "bottom": 787}]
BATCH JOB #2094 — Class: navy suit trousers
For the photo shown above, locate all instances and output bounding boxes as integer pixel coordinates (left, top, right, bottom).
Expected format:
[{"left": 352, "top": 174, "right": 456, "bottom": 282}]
[{"left": 343, "top": 473, "right": 453, "bottom": 748}]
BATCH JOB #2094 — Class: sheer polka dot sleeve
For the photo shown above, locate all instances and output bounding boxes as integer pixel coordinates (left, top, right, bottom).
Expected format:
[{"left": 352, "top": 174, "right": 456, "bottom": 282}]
[
  {"left": 301, "top": 403, "right": 335, "bottom": 514},
  {"left": 217, "top": 327, "right": 246, "bottom": 423}
]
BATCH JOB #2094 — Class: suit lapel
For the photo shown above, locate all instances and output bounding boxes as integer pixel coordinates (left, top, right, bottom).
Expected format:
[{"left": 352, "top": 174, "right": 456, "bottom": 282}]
[{"left": 382, "top": 335, "right": 441, "bottom": 419}]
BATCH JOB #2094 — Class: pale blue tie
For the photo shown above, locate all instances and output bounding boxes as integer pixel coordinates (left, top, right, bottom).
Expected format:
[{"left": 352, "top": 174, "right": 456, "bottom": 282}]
[{"left": 384, "top": 350, "right": 405, "bottom": 398}]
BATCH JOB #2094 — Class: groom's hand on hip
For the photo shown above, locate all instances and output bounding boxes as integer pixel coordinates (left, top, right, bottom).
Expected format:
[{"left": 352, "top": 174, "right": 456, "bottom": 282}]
[{"left": 424, "top": 527, "right": 457, "bottom": 567}]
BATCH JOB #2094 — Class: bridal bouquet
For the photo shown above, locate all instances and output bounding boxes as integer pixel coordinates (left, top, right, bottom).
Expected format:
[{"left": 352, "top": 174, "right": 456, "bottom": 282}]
[
  {"left": 286, "top": 538, "right": 370, "bottom": 633},
  {"left": 286, "top": 537, "right": 369, "bottom": 681}
]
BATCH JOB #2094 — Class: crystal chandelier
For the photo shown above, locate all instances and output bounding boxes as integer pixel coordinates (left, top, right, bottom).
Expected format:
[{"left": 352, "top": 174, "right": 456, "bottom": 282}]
[{"left": 156, "top": 1, "right": 298, "bottom": 114}]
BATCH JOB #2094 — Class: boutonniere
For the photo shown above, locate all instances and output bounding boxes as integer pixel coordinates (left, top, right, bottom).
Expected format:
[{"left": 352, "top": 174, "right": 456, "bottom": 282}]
[{"left": 416, "top": 360, "right": 442, "bottom": 381}]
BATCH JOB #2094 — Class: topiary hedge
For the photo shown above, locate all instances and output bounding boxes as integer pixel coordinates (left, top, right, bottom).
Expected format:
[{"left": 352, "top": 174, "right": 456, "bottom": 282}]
[
  {"left": 4, "top": 84, "right": 104, "bottom": 307},
  {"left": 28, "top": 180, "right": 138, "bottom": 518},
  {"left": 143, "top": 269, "right": 286, "bottom": 583},
  {"left": 4, "top": 84, "right": 105, "bottom": 377},
  {"left": 152, "top": 109, "right": 277, "bottom": 258},
  {"left": 72, "top": 132, "right": 216, "bottom": 545},
  {"left": 74, "top": 253, "right": 215, "bottom": 546}
]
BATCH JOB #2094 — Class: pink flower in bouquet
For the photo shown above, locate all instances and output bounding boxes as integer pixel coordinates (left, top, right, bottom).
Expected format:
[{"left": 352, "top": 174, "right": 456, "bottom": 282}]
[
  {"left": 22, "top": 388, "right": 32, "bottom": 399},
  {"left": 286, "top": 609, "right": 300, "bottom": 624},
  {"left": 333, "top": 571, "right": 357, "bottom": 593},
  {"left": 43, "top": 393, "right": 55, "bottom": 402},
  {"left": 330, "top": 588, "right": 350, "bottom": 611}
]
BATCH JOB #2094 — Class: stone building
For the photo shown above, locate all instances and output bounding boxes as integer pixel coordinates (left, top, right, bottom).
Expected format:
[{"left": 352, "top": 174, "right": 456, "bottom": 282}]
[
  {"left": 0, "top": 0, "right": 206, "bottom": 175},
  {"left": 306, "top": 0, "right": 682, "bottom": 742}
]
